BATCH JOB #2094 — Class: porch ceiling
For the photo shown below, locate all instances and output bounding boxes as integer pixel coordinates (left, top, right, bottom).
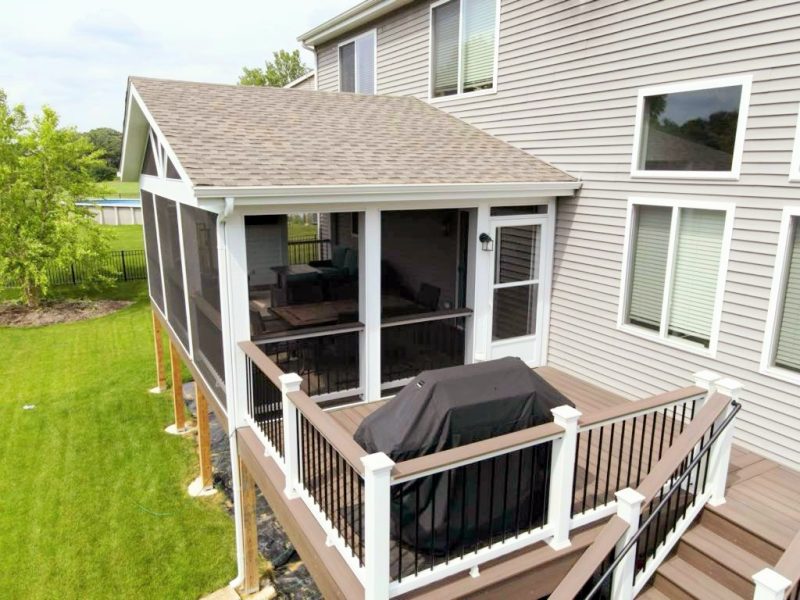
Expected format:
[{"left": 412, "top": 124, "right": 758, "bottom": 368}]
[{"left": 123, "top": 77, "right": 576, "bottom": 190}]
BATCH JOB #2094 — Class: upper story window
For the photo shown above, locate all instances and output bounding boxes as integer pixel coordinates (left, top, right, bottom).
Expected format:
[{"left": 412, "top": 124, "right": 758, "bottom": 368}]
[
  {"left": 761, "top": 208, "right": 800, "bottom": 383},
  {"left": 339, "top": 30, "right": 376, "bottom": 94},
  {"left": 619, "top": 198, "right": 734, "bottom": 356},
  {"left": 790, "top": 104, "right": 800, "bottom": 182},
  {"left": 430, "top": 0, "right": 498, "bottom": 99},
  {"left": 631, "top": 76, "right": 752, "bottom": 179}
]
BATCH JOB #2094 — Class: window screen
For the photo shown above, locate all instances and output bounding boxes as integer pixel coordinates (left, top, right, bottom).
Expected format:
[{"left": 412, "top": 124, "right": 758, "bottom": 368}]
[
  {"left": 432, "top": 0, "right": 460, "bottom": 97},
  {"left": 461, "top": 0, "right": 496, "bottom": 93},
  {"left": 181, "top": 205, "right": 226, "bottom": 404},
  {"left": 142, "top": 135, "right": 158, "bottom": 176},
  {"left": 627, "top": 205, "right": 671, "bottom": 331},
  {"left": 776, "top": 218, "right": 800, "bottom": 372},
  {"left": 141, "top": 192, "right": 164, "bottom": 311},
  {"left": 339, "top": 42, "right": 356, "bottom": 93},
  {"left": 166, "top": 157, "right": 180, "bottom": 179},
  {"left": 639, "top": 85, "right": 742, "bottom": 172},
  {"left": 339, "top": 32, "right": 375, "bottom": 94},
  {"left": 155, "top": 195, "right": 189, "bottom": 349},
  {"left": 668, "top": 209, "right": 725, "bottom": 346},
  {"left": 432, "top": 0, "right": 497, "bottom": 98}
]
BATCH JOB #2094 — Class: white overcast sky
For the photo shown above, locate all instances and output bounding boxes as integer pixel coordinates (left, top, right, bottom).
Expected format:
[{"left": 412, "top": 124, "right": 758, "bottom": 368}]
[{"left": 0, "top": 0, "right": 354, "bottom": 131}]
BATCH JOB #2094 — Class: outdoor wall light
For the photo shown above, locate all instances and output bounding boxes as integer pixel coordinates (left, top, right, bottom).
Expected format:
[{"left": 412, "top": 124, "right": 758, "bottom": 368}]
[{"left": 479, "top": 233, "right": 494, "bottom": 251}]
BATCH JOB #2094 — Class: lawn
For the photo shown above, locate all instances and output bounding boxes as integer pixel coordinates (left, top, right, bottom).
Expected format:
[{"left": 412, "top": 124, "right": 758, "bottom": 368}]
[
  {"left": 104, "top": 224, "right": 144, "bottom": 252},
  {"left": 100, "top": 180, "right": 140, "bottom": 198},
  {"left": 0, "top": 281, "right": 236, "bottom": 599}
]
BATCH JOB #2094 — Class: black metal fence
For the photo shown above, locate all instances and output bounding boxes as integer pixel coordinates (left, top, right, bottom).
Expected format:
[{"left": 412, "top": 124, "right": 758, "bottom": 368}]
[
  {"left": 288, "top": 238, "right": 332, "bottom": 265},
  {"left": 3, "top": 249, "right": 148, "bottom": 288}
]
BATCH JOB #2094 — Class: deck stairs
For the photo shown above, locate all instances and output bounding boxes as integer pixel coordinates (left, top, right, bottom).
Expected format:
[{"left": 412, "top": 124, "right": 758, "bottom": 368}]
[{"left": 638, "top": 503, "right": 785, "bottom": 599}]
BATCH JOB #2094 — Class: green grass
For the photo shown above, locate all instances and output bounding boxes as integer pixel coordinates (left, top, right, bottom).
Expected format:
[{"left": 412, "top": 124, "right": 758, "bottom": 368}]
[
  {"left": 104, "top": 225, "right": 144, "bottom": 252},
  {"left": 288, "top": 220, "right": 317, "bottom": 239},
  {"left": 100, "top": 180, "right": 140, "bottom": 198},
  {"left": 0, "top": 282, "right": 236, "bottom": 599}
]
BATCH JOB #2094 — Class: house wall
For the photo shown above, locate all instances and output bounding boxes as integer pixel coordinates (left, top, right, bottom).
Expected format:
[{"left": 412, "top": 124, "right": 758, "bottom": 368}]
[{"left": 314, "top": 0, "right": 800, "bottom": 468}]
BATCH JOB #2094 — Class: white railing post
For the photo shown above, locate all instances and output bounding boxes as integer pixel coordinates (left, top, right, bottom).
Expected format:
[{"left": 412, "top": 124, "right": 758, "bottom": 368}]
[
  {"left": 361, "top": 452, "right": 395, "bottom": 600},
  {"left": 706, "top": 377, "right": 742, "bottom": 507},
  {"left": 752, "top": 568, "right": 792, "bottom": 600},
  {"left": 548, "top": 405, "right": 582, "bottom": 550},
  {"left": 693, "top": 369, "right": 722, "bottom": 412},
  {"left": 280, "top": 373, "right": 303, "bottom": 499},
  {"left": 610, "top": 488, "right": 645, "bottom": 600}
]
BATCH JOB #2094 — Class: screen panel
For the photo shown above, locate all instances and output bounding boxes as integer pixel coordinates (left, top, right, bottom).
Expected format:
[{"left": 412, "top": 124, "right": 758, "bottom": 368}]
[
  {"left": 155, "top": 195, "right": 189, "bottom": 349},
  {"left": 141, "top": 192, "right": 164, "bottom": 311}
]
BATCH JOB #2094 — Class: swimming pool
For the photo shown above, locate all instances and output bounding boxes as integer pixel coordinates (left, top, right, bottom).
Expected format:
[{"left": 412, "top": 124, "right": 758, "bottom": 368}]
[{"left": 79, "top": 198, "right": 140, "bottom": 207}]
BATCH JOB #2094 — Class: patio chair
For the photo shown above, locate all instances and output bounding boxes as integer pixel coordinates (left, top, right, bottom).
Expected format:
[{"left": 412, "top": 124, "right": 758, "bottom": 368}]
[{"left": 416, "top": 283, "right": 441, "bottom": 312}]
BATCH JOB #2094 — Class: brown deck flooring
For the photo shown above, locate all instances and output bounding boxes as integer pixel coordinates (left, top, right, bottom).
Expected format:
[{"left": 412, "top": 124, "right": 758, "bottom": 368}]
[{"left": 325, "top": 366, "right": 800, "bottom": 576}]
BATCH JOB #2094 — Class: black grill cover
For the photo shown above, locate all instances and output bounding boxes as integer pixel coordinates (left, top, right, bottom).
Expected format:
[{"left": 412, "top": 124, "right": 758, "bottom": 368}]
[{"left": 354, "top": 357, "right": 574, "bottom": 554}]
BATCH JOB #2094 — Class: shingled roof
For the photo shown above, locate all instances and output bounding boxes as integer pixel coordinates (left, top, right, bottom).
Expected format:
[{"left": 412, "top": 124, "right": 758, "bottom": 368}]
[{"left": 127, "top": 77, "right": 574, "bottom": 188}]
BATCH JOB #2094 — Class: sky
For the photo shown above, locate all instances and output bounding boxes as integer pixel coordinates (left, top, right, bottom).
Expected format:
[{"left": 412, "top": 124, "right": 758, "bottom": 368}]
[{"left": 0, "top": 0, "right": 355, "bottom": 131}]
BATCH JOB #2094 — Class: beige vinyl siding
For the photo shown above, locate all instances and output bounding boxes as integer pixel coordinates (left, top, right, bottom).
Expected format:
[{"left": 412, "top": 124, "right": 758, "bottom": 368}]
[{"left": 314, "top": 0, "right": 800, "bottom": 469}]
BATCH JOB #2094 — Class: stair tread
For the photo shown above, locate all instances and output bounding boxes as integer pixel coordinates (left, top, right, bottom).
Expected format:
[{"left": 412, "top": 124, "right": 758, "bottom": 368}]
[
  {"left": 707, "top": 497, "right": 794, "bottom": 550},
  {"left": 682, "top": 524, "right": 770, "bottom": 576},
  {"left": 637, "top": 586, "right": 672, "bottom": 599},
  {"left": 657, "top": 556, "right": 747, "bottom": 600}
]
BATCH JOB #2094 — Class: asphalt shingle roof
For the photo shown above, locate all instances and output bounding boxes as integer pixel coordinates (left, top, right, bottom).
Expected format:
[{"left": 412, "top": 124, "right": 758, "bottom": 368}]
[{"left": 130, "top": 77, "right": 575, "bottom": 188}]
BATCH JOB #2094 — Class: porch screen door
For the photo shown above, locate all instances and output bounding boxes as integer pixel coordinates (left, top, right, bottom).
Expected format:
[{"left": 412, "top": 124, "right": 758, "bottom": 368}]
[{"left": 488, "top": 219, "right": 545, "bottom": 365}]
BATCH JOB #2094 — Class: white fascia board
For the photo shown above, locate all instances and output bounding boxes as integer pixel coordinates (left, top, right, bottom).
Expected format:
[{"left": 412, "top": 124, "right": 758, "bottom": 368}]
[
  {"left": 284, "top": 71, "right": 315, "bottom": 88},
  {"left": 193, "top": 181, "right": 581, "bottom": 205},
  {"left": 298, "top": 0, "right": 413, "bottom": 48}
]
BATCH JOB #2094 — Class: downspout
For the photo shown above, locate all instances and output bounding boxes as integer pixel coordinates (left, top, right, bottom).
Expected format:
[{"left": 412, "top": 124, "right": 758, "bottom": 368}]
[{"left": 219, "top": 196, "right": 246, "bottom": 590}]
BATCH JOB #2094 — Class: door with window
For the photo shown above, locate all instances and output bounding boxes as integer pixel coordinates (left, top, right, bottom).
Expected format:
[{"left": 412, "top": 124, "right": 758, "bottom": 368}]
[{"left": 487, "top": 216, "right": 548, "bottom": 365}]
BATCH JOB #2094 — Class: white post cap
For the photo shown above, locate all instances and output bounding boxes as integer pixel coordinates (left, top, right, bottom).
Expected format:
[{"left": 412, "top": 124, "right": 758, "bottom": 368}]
[
  {"left": 615, "top": 487, "right": 646, "bottom": 507},
  {"left": 693, "top": 370, "right": 722, "bottom": 390},
  {"left": 715, "top": 377, "right": 743, "bottom": 399},
  {"left": 361, "top": 452, "right": 395, "bottom": 473},
  {"left": 279, "top": 372, "right": 303, "bottom": 390},
  {"left": 752, "top": 568, "right": 791, "bottom": 594},
  {"left": 552, "top": 405, "right": 582, "bottom": 423}
]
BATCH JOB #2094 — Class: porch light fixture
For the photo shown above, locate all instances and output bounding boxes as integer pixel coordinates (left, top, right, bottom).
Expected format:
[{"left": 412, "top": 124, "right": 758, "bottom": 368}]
[{"left": 479, "top": 233, "right": 494, "bottom": 251}]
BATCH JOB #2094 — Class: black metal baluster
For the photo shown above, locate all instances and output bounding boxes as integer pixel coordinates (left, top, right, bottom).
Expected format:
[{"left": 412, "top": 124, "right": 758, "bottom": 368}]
[
  {"left": 616, "top": 420, "right": 626, "bottom": 493},
  {"left": 572, "top": 433, "right": 581, "bottom": 517},
  {"left": 581, "top": 429, "right": 592, "bottom": 513},
  {"left": 604, "top": 423, "right": 615, "bottom": 504},
  {"left": 488, "top": 457, "right": 496, "bottom": 547},
  {"left": 593, "top": 426, "right": 604, "bottom": 510},
  {"left": 636, "top": 414, "right": 648, "bottom": 485}
]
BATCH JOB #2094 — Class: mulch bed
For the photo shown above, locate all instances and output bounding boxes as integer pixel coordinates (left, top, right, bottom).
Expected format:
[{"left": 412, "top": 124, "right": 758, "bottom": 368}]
[{"left": 0, "top": 300, "right": 132, "bottom": 327}]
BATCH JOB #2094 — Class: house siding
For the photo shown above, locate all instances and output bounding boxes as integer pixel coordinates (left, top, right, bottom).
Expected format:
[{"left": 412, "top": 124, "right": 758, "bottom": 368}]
[{"left": 314, "top": 0, "right": 800, "bottom": 469}]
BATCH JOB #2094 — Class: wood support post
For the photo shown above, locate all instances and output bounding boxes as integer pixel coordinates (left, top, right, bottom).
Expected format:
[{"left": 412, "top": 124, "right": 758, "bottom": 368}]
[
  {"left": 151, "top": 311, "right": 167, "bottom": 392},
  {"left": 168, "top": 341, "right": 186, "bottom": 431},
  {"left": 240, "top": 457, "right": 260, "bottom": 594},
  {"left": 196, "top": 383, "right": 213, "bottom": 488}
]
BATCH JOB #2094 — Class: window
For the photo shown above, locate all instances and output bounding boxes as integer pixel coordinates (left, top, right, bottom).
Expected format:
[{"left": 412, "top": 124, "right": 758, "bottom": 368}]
[
  {"left": 338, "top": 30, "right": 376, "bottom": 94},
  {"left": 791, "top": 104, "right": 800, "bottom": 181},
  {"left": 620, "top": 199, "right": 734, "bottom": 354},
  {"left": 430, "top": 0, "right": 497, "bottom": 99},
  {"left": 631, "top": 76, "right": 751, "bottom": 179},
  {"left": 762, "top": 209, "right": 800, "bottom": 383}
]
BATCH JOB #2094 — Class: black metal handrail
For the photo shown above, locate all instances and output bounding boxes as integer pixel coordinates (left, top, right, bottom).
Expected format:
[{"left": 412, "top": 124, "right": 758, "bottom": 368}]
[{"left": 583, "top": 400, "right": 741, "bottom": 599}]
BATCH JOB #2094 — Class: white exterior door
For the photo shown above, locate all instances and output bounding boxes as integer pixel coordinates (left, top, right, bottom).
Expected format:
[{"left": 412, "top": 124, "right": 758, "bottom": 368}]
[{"left": 487, "top": 216, "right": 548, "bottom": 365}]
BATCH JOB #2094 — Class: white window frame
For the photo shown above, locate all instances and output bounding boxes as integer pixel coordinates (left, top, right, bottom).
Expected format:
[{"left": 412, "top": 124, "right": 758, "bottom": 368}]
[
  {"left": 337, "top": 29, "right": 377, "bottom": 95},
  {"left": 617, "top": 197, "right": 735, "bottom": 358},
  {"left": 630, "top": 75, "right": 752, "bottom": 180},
  {"left": 428, "top": 0, "right": 501, "bottom": 103},
  {"left": 790, "top": 103, "right": 800, "bottom": 182},
  {"left": 760, "top": 206, "right": 800, "bottom": 385}
]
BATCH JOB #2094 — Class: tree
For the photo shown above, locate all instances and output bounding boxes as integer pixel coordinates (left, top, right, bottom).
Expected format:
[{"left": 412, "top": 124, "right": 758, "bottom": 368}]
[
  {"left": 0, "top": 91, "right": 110, "bottom": 307},
  {"left": 83, "top": 127, "right": 122, "bottom": 181},
  {"left": 238, "top": 49, "right": 310, "bottom": 87}
]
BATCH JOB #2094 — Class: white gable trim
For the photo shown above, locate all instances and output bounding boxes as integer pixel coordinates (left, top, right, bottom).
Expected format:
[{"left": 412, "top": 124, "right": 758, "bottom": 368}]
[{"left": 120, "top": 82, "right": 194, "bottom": 189}]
